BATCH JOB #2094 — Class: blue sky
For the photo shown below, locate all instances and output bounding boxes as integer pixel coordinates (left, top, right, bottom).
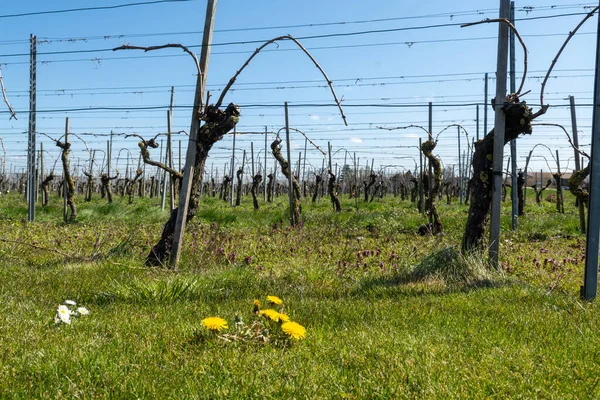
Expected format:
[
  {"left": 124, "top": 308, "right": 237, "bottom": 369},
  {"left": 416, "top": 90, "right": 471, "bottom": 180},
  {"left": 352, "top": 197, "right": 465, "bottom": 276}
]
[{"left": 0, "top": 0, "right": 598, "bottom": 179}]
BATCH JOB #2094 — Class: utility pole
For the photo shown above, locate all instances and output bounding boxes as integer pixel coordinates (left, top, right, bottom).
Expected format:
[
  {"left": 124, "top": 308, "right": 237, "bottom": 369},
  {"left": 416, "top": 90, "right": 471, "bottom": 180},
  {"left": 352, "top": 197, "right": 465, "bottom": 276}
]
[
  {"left": 27, "top": 34, "right": 37, "bottom": 222},
  {"left": 582, "top": 4, "right": 600, "bottom": 300},
  {"left": 170, "top": 0, "right": 217, "bottom": 268},
  {"left": 489, "top": 0, "right": 510, "bottom": 268},
  {"left": 570, "top": 95, "right": 586, "bottom": 233},
  {"left": 509, "top": 0, "right": 518, "bottom": 230}
]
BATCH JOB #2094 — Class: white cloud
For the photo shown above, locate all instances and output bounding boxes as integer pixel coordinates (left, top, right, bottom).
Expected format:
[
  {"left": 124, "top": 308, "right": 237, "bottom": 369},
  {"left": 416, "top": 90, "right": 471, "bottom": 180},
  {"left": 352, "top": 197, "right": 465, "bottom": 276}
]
[
  {"left": 349, "top": 137, "right": 363, "bottom": 143},
  {"left": 310, "top": 114, "right": 320, "bottom": 121}
]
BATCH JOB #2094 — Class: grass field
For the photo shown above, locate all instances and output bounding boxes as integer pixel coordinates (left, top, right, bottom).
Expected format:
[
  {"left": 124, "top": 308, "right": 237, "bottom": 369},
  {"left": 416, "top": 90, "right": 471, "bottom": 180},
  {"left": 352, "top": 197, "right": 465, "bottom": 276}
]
[{"left": 1, "top": 190, "right": 599, "bottom": 399}]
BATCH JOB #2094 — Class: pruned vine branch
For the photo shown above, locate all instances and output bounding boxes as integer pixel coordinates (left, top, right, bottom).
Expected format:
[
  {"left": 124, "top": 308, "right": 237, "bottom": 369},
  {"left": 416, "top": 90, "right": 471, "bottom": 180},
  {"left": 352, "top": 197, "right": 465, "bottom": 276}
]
[
  {"left": 215, "top": 35, "right": 347, "bottom": 126},
  {"left": 40, "top": 132, "right": 91, "bottom": 153},
  {"left": 435, "top": 123, "right": 471, "bottom": 144},
  {"left": 275, "top": 126, "right": 326, "bottom": 155},
  {"left": 538, "top": 6, "right": 599, "bottom": 113},
  {"left": 528, "top": 143, "right": 559, "bottom": 172},
  {"left": 377, "top": 124, "right": 431, "bottom": 140},
  {"left": 126, "top": 133, "right": 183, "bottom": 179},
  {"left": 0, "top": 67, "right": 17, "bottom": 120},
  {"left": 461, "top": 18, "right": 528, "bottom": 96},
  {"left": 113, "top": 43, "right": 201, "bottom": 79},
  {"left": 533, "top": 123, "right": 590, "bottom": 159}
]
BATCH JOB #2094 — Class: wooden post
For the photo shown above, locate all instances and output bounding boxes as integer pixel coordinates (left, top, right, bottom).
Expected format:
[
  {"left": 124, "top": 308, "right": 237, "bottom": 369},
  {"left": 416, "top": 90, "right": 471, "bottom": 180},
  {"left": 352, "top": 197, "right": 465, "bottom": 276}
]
[
  {"left": 160, "top": 110, "right": 171, "bottom": 210},
  {"left": 230, "top": 126, "right": 236, "bottom": 207},
  {"left": 354, "top": 152, "right": 358, "bottom": 209},
  {"left": 264, "top": 126, "right": 268, "bottom": 202},
  {"left": 489, "top": 0, "right": 510, "bottom": 268},
  {"left": 178, "top": 140, "right": 182, "bottom": 172},
  {"left": 570, "top": 95, "right": 586, "bottom": 233},
  {"left": 251, "top": 142, "right": 255, "bottom": 177},
  {"left": 458, "top": 126, "right": 463, "bottom": 205},
  {"left": 341, "top": 151, "right": 347, "bottom": 198},
  {"left": 556, "top": 149, "right": 563, "bottom": 213},
  {"left": 63, "top": 118, "right": 69, "bottom": 223},
  {"left": 484, "top": 72, "right": 489, "bottom": 136},
  {"left": 39, "top": 142, "right": 44, "bottom": 199},
  {"left": 418, "top": 138, "right": 424, "bottom": 215},
  {"left": 327, "top": 142, "right": 333, "bottom": 173},
  {"left": 524, "top": 149, "right": 533, "bottom": 205},
  {"left": 106, "top": 140, "right": 111, "bottom": 174},
  {"left": 285, "top": 102, "right": 295, "bottom": 226},
  {"left": 170, "top": 0, "right": 217, "bottom": 268},
  {"left": 302, "top": 137, "right": 307, "bottom": 198},
  {"left": 476, "top": 105, "right": 480, "bottom": 141}
]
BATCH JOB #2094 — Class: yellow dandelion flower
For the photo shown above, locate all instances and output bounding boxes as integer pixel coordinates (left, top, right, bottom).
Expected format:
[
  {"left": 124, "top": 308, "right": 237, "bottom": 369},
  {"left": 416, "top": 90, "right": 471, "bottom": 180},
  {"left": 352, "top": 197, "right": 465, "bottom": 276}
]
[
  {"left": 201, "top": 317, "right": 228, "bottom": 332},
  {"left": 259, "top": 309, "right": 282, "bottom": 322},
  {"left": 253, "top": 299, "right": 261, "bottom": 313},
  {"left": 266, "top": 295, "right": 283, "bottom": 305},
  {"left": 281, "top": 321, "right": 306, "bottom": 340},
  {"left": 277, "top": 313, "right": 290, "bottom": 323}
]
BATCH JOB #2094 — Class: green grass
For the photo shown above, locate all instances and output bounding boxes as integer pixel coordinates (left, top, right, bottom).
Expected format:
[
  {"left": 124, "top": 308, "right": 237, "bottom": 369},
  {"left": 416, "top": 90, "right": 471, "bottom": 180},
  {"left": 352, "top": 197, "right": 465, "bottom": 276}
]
[{"left": 1, "top": 190, "right": 598, "bottom": 398}]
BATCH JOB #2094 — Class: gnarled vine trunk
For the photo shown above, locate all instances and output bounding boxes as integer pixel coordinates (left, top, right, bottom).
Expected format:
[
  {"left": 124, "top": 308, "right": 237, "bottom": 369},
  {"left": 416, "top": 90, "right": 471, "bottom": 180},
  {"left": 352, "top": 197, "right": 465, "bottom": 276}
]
[
  {"left": 100, "top": 174, "right": 118, "bottom": 203},
  {"left": 328, "top": 171, "right": 342, "bottom": 212},
  {"left": 418, "top": 139, "right": 442, "bottom": 235},
  {"left": 235, "top": 167, "right": 243, "bottom": 206},
  {"left": 146, "top": 103, "right": 240, "bottom": 266},
  {"left": 251, "top": 174, "right": 262, "bottom": 210},
  {"left": 517, "top": 171, "right": 525, "bottom": 216},
  {"left": 569, "top": 164, "right": 589, "bottom": 208},
  {"left": 266, "top": 173, "right": 274, "bottom": 202},
  {"left": 462, "top": 102, "right": 533, "bottom": 253},
  {"left": 553, "top": 173, "right": 564, "bottom": 213},
  {"left": 271, "top": 138, "right": 302, "bottom": 225},
  {"left": 127, "top": 168, "right": 143, "bottom": 204},
  {"left": 83, "top": 172, "right": 94, "bottom": 201},
  {"left": 56, "top": 137, "right": 77, "bottom": 221},
  {"left": 41, "top": 174, "right": 55, "bottom": 206},
  {"left": 364, "top": 174, "right": 376, "bottom": 202},
  {"left": 312, "top": 174, "right": 322, "bottom": 203},
  {"left": 533, "top": 179, "right": 552, "bottom": 203}
]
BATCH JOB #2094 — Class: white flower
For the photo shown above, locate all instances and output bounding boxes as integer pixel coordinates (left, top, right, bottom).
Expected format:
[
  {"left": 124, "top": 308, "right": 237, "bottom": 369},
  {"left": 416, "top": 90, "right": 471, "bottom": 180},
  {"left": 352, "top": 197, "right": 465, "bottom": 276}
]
[
  {"left": 57, "top": 305, "right": 71, "bottom": 324},
  {"left": 76, "top": 307, "right": 90, "bottom": 316},
  {"left": 64, "top": 300, "right": 76, "bottom": 306}
]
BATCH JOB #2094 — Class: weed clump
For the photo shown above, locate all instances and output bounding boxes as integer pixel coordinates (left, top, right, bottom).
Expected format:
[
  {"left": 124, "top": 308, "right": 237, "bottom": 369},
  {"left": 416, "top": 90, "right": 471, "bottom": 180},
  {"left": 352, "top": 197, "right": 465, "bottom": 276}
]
[{"left": 412, "top": 246, "right": 496, "bottom": 286}]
